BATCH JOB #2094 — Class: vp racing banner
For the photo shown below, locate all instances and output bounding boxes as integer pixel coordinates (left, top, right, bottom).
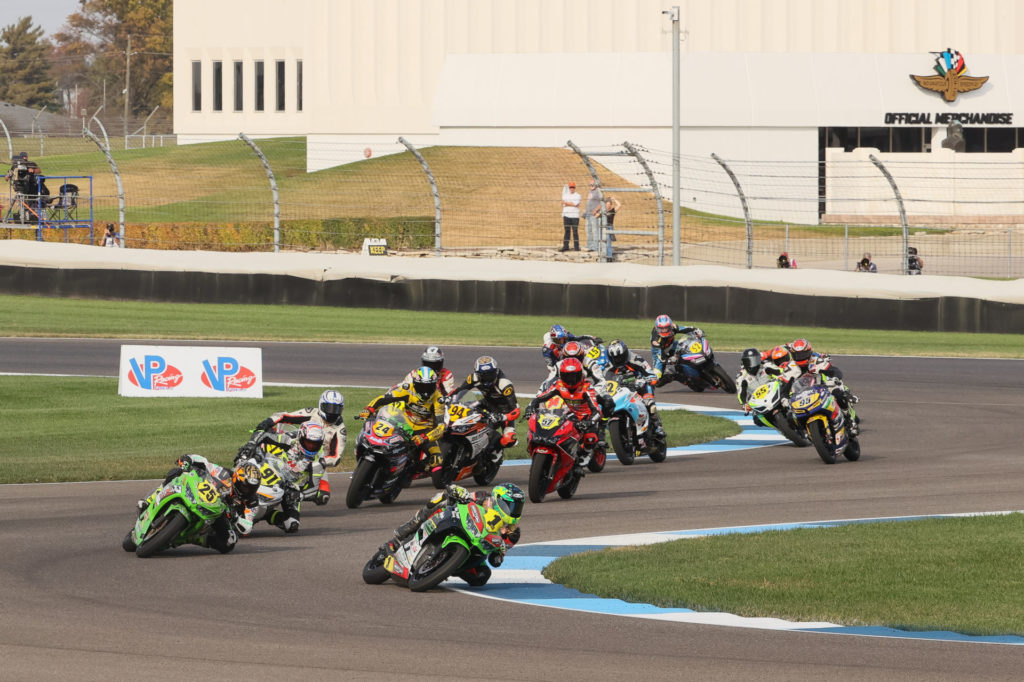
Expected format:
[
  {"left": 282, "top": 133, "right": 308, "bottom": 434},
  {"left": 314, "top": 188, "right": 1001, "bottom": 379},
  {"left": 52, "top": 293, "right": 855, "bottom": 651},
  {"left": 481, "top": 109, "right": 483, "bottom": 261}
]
[{"left": 118, "top": 345, "right": 263, "bottom": 398}]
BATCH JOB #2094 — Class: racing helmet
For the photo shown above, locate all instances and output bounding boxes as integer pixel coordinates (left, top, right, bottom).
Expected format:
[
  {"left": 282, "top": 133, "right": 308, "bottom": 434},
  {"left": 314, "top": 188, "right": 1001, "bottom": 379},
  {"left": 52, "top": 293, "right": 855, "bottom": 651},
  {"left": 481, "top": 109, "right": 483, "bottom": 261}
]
[
  {"left": 297, "top": 421, "right": 325, "bottom": 459},
  {"left": 655, "top": 314, "right": 674, "bottom": 338},
  {"left": 318, "top": 389, "right": 344, "bottom": 424},
  {"left": 474, "top": 355, "right": 499, "bottom": 388},
  {"left": 421, "top": 346, "right": 444, "bottom": 372},
  {"left": 770, "top": 345, "right": 791, "bottom": 364},
  {"left": 557, "top": 357, "right": 585, "bottom": 392},
  {"left": 549, "top": 324, "right": 568, "bottom": 345},
  {"left": 741, "top": 348, "right": 762, "bottom": 374},
  {"left": 561, "top": 340, "right": 584, "bottom": 360},
  {"left": 607, "top": 339, "right": 629, "bottom": 367},
  {"left": 790, "top": 338, "right": 813, "bottom": 367},
  {"left": 232, "top": 462, "right": 261, "bottom": 499},
  {"left": 411, "top": 366, "right": 438, "bottom": 400},
  {"left": 490, "top": 483, "right": 525, "bottom": 529}
]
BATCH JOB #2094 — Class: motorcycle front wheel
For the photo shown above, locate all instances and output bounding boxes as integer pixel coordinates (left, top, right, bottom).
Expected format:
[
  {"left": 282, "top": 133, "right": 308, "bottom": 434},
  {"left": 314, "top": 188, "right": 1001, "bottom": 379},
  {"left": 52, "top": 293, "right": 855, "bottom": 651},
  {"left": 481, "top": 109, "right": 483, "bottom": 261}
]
[
  {"left": 807, "top": 420, "right": 836, "bottom": 464},
  {"left": 346, "top": 458, "right": 377, "bottom": 508},
  {"left": 362, "top": 549, "right": 392, "bottom": 584},
  {"left": 135, "top": 510, "right": 189, "bottom": 558},
  {"left": 608, "top": 419, "right": 636, "bottom": 465},
  {"left": 408, "top": 541, "right": 470, "bottom": 592},
  {"left": 528, "top": 452, "right": 552, "bottom": 503},
  {"left": 587, "top": 446, "right": 606, "bottom": 472}
]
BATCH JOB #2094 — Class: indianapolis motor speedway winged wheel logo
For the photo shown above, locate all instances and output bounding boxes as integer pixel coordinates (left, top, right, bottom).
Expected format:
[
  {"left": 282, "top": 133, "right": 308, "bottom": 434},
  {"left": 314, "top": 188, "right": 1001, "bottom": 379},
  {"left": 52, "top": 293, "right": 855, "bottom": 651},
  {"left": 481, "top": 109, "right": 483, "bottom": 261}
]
[{"left": 910, "top": 48, "right": 988, "bottom": 102}]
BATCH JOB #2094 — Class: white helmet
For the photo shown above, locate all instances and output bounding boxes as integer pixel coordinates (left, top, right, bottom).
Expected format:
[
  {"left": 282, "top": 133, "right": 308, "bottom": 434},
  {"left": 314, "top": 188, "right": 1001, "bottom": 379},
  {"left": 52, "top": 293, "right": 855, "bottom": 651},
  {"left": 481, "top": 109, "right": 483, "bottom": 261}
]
[{"left": 319, "top": 389, "right": 344, "bottom": 424}]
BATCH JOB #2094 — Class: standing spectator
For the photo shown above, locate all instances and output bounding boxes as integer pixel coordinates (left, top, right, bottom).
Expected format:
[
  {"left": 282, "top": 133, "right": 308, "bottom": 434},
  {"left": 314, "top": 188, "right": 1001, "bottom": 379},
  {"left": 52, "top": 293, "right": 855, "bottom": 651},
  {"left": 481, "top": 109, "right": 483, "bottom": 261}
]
[
  {"left": 907, "top": 247, "right": 924, "bottom": 275},
  {"left": 584, "top": 179, "right": 603, "bottom": 251},
  {"left": 604, "top": 195, "right": 621, "bottom": 242},
  {"left": 102, "top": 223, "right": 121, "bottom": 248},
  {"left": 560, "top": 181, "right": 581, "bottom": 252},
  {"left": 777, "top": 252, "right": 796, "bottom": 268},
  {"left": 855, "top": 253, "right": 877, "bottom": 272}
]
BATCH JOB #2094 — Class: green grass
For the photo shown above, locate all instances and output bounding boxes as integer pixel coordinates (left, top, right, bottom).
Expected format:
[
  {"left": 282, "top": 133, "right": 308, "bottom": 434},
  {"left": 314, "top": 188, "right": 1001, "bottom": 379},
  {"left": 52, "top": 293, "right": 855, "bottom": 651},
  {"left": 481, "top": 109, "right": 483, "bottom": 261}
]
[
  {"left": 543, "top": 514, "right": 1024, "bottom": 636},
  {"left": 1, "top": 376, "right": 735, "bottom": 484},
  {"left": 2, "top": 294, "right": 1022, "bottom": 357}
]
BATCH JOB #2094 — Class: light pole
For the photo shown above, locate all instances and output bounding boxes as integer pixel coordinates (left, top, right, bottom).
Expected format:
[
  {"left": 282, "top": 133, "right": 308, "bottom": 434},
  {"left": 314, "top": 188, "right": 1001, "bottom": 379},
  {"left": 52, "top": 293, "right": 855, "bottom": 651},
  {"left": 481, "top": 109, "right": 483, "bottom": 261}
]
[
  {"left": 662, "top": 6, "right": 681, "bottom": 265},
  {"left": 124, "top": 35, "right": 132, "bottom": 142}
]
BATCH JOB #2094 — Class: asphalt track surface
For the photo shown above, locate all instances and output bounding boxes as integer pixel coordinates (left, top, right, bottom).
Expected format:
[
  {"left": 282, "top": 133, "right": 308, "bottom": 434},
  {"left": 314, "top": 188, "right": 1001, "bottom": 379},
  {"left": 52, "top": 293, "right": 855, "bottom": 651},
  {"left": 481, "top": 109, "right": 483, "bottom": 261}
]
[{"left": 2, "top": 338, "right": 1023, "bottom": 680}]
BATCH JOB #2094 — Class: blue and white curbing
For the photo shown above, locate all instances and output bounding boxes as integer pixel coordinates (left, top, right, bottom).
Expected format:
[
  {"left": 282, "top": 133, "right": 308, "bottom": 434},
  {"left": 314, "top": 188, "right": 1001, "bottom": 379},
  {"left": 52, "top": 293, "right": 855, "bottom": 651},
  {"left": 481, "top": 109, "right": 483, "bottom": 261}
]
[{"left": 449, "top": 512, "right": 1024, "bottom": 645}]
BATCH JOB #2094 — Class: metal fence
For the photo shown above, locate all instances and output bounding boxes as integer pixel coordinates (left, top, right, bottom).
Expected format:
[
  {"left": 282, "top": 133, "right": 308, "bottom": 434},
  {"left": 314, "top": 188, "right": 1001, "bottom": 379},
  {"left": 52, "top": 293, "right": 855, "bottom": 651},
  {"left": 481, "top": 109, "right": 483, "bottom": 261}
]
[{"left": 2, "top": 121, "right": 1023, "bottom": 278}]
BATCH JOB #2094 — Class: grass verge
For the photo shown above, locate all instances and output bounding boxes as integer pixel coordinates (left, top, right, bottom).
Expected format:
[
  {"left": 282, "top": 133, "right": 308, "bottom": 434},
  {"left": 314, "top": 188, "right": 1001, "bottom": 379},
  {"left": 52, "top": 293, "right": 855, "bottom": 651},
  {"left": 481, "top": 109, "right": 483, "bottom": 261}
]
[
  {"left": 543, "top": 514, "right": 1024, "bottom": 637},
  {"left": 1, "top": 376, "right": 736, "bottom": 484},
  {"left": 2, "top": 294, "right": 1022, "bottom": 358}
]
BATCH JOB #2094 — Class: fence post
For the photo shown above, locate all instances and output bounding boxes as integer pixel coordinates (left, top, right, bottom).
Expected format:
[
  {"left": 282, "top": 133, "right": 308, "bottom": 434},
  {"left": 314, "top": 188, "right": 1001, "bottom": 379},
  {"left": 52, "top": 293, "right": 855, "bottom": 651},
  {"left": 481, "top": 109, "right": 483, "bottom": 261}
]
[
  {"left": 238, "top": 133, "right": 280, "bottom": 253},
  {"left": 0, "top": 118, "right": 11, "bottom": 162},
  {"left": 623, "top": 141, "right": 666, "bottom": 266},
  {"left": 711, "top": 153, "right": 753, "bottom": 269},
  {"left": 868, "top": 154, "right": 909, "bottom": 275},
  {"left": 566, "top": 140, "right": 604, "bottom": 254},
  {"left": 398, "top": 137, "right": 441, "bottom": 256},
  {"left": 83, "top": 128, "right": 125, "bottom": 242}
]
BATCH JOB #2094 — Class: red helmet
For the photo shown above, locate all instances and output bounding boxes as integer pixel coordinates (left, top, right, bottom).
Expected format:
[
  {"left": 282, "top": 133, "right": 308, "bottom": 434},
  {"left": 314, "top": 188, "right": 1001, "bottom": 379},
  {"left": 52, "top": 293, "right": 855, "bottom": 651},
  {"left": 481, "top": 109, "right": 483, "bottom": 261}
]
[
  {"left": 562, "top": 340, "right": 584, "bottom": 360},
  {"left": 655, "top": 314, "right": 674, "bottom": 338},
  {"left": 790, "top": 338, "right": 812, "bottom": 367},
  {"left": 557, "top": 358, "right": 585, "bottom": 392}
]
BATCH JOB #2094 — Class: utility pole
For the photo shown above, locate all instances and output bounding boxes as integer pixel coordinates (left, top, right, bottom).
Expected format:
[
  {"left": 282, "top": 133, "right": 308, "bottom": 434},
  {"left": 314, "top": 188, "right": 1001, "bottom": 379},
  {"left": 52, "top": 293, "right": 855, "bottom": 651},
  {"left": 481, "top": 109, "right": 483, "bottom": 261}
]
[{"left": 124, "top": 34, "right": 131, "bottom": 140}]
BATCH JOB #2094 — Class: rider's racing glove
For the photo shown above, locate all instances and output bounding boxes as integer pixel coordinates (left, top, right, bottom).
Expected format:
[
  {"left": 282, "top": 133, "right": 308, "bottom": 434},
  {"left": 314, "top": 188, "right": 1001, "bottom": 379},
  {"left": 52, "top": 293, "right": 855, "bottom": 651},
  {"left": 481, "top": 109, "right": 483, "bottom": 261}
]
[
  {"left": 445, "top": 484, "right": 471, "bottom": 503},
  {"left": 255, "top": 418, "right": 275, "bottom": 434}
]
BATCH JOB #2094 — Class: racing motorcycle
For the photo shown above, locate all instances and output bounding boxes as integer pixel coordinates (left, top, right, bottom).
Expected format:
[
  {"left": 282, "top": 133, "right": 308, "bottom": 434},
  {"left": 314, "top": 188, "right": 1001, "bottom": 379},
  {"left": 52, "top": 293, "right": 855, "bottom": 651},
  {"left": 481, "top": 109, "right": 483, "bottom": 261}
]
[
  {"left": 244, "top": 454, "right": 303, "bottom": 528},
  {"left": 659, "top": 332, "right": 737, "bottom": 394},
  {"left": 745, "top": 376, "right": 810, "bottom": 447},
  {"left": 346, "top": 403, "right": 436, "bottom": 508},
  {"left": 525, "top": 396, "right": 587, "bottom": 503},
  {"left": 122, "top": 468, "right": 232, "bottom": 557},
  {"left": 237, "top": 428, "right": 332, "bottom": 507},
  {"left": 601, "top": 380, "right": 667, "bottom": 465},
  {"left": 362, "top": 498, "right": 511, "bottom": 592},
  {"left": 788, "top": 373, "right": 860, "bottom": 464},
  {"left": 433, "top": 401, "right": 505, "bottom": 489}
]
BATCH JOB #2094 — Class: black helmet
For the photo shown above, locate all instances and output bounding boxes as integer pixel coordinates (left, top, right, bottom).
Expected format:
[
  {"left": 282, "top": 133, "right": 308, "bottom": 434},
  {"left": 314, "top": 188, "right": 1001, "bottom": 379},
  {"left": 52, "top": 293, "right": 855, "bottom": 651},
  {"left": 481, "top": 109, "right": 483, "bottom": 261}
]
[
  {"left": 741, "top": 348, "right": 762, "bottom": 374},
  {"left": 474, "top": 355, "right": 499, "bottom": 388},
  {"left": 421, "top": 346, "right": 444, "bottom": 372},
  {"left": 607, "top": 340, "right": 629, "bottom": 367}
]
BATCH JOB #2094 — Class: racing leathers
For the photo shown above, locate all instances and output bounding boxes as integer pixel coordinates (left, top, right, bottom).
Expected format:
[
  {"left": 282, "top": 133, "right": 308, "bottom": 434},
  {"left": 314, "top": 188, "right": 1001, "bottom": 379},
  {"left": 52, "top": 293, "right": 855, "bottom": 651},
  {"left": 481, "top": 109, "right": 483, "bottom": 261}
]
[
  {"left": 363, "top": 382, "right": 446, "bottom": 469},
  {"left": 649, "top": 322, "right": 702, "bottom": 382},
  {"left": 242, "top": 430, "right": 323, "bottom": 532},
  {"left": 388, "top": 484, "right": 521, "bottom": 587},
  {"left": 451, "top": 368, "right": 522, "bottom": 451},
  {"left": 138, "top": 454, "right": 258, "bottom": 551},
  {"left": 253, "top": 407, "right": 347, "bottom": 467},
  {"left": 526, "top": 379, "right": 612, "bottom": 468}
]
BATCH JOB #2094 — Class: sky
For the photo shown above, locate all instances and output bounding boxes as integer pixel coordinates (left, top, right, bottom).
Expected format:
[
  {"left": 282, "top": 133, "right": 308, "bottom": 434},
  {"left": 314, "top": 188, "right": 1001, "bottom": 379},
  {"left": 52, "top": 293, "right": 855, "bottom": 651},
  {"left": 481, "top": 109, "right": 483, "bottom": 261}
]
[{"left": 0, "top": 0, "right": 81, "bottom": 38}]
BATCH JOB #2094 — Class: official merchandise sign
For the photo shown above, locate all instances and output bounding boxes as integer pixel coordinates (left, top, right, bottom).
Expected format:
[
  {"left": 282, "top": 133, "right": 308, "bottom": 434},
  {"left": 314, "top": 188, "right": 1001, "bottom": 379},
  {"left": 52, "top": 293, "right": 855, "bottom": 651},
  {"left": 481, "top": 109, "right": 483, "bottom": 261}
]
[{"left": 118, "top": 345, "right": 263, "bottom": 398}]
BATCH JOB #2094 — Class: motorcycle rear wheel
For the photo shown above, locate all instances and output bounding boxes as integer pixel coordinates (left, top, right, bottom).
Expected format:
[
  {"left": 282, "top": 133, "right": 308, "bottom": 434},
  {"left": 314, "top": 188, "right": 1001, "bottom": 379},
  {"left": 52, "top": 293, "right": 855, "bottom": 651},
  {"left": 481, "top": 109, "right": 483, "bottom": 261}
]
[
  {"left": 408, "top": 542, "right": 470, "bottom": 592},
  {"left": 807, "top": 421, "right": 836, "bottom": 464},
  {"left": 528, "top": 453, "right": 552, "bottom": 503},
  {"left": 710, "top": 364, "right": 738, "bottom": 394},
  {"left": 135, "top": 510, "right": 189, "bottom": 558},
  {"left": 647, "top": 437, "right": 668, "bottom": 463},
  {"left": 473, "top": 451, "right": 503, "bottom": 486},
  {"left": 432, "top": 443, "right": 464, "bottom": 489},
  {"left": 844, "top": 436, "right": 861, "bottom": 461},
  {"left": 608, "top": 419, "right": 635, "bottom": 465},
  {"left": 557, "top": 470, "right": 581, "bottom": 499},
  {"left": 346, "top": 459, "right": 377, "bottom": 508},
  {"left": 362, "top": 550, "right": 392, "bottom": 584}
]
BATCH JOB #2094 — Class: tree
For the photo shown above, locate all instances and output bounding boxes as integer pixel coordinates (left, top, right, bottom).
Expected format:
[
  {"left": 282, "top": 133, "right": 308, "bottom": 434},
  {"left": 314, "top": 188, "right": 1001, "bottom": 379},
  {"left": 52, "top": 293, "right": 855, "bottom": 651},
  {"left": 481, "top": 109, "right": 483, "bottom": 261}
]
[
  {"left": 0, "top": 17, "right": 54, "bottom": 109},
  {"left": 53, "top": 0, "right": 172, "bottom": 127}
]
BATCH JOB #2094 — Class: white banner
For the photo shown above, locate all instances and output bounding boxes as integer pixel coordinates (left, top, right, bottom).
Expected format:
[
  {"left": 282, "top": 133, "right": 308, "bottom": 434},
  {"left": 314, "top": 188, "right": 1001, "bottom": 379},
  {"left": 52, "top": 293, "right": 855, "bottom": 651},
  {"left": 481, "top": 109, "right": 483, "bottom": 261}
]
[{"left": 118, "top": 345, "right": 264, "bottom": 398}]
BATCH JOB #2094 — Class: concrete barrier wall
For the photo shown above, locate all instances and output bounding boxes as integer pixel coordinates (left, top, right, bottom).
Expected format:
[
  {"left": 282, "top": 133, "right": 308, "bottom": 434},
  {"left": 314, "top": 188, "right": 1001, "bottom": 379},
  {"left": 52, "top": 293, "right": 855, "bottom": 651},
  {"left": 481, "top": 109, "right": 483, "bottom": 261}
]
[{"left": 3, "top": 265, "right": 1022, "bottom": 333}]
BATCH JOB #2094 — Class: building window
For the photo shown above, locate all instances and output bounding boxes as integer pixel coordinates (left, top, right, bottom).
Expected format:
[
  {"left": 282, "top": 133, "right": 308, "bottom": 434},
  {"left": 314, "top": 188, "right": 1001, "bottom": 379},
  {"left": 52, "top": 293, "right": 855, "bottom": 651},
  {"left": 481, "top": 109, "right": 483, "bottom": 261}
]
[
  {"left": 255, "top": 60, "right": 264, "bottom": 111},
  {"left": 296, "top": 60, "right": 303, "bottom": 111},
  {"left": 191, "top": 60, "right": 201, "bottom": 111},
  {"left": 233, "top": 61, "right": 243, "bottom": 111},
  {"left": 858, "top": 128, "right": 891, "bottom": 152},
  {"left": 985, "top": 127, "right": 1016, "bottom": 153},
  {"left": 212, "top": 61, "right": 223, "bottom": 111},
  {"left": 276, "top": 60, "right": 285, "bottom": 111},
  {"left": 824, "top": 127, "right": 857, "bottom": 152},
  {"left": 891, "top": 128, "right": 924, "bottom": 153}
]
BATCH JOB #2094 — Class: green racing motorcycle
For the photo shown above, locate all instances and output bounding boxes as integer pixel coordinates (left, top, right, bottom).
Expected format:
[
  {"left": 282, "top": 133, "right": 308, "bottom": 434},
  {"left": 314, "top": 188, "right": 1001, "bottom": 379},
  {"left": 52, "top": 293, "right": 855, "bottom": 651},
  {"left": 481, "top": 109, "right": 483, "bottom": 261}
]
[
  {"left": 362, "top": 500, "right": 509, "bottom": 592},
  {"left": 122, "top": 468, "right": 233, "bottom": 558}
]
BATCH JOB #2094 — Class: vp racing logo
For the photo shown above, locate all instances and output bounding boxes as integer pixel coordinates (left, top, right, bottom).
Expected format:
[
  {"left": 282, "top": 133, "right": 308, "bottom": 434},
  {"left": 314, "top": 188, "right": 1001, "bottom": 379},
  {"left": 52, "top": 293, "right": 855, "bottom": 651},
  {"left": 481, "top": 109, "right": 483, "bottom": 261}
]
[
  {"left": 127, "top": 355, "right": 184, "bottom": 390},
  {"left": 200, "top": 356, "right": 256, "bottom": 392}
]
